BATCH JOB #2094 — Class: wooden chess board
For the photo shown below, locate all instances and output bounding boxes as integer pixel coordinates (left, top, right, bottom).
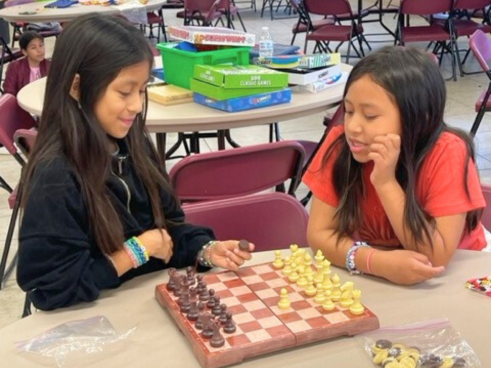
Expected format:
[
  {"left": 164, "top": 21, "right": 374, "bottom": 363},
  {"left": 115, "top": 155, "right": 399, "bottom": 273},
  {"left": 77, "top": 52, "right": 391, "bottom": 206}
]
[{"left": 155, "top": 262, "right": 379, "bottom": 368}]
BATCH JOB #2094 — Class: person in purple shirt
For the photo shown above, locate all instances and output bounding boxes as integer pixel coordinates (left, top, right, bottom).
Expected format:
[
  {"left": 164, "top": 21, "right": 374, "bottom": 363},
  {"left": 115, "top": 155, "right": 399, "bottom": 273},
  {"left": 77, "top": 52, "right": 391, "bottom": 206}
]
[{"left": 3, "top": 31, "right": 50, "bottom": 96}]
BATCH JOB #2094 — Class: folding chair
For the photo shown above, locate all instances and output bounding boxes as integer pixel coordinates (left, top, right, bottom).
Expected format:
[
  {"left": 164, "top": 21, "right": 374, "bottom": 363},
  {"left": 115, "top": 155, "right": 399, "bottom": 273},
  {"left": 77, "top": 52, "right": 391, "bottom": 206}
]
[
  {"left": 183, "top": 192, "right": 309, "bottom": 251},
  {"left": 0, "top": 94, "right": 37, "bottom": 290},
  {"left": 469, "top": 30, "right": 491, "bottom": 136},
  {"left": 169, "top": 140, "right": 306, "bottom": 203},
  {"left": 289, "top": 0, "right": 334, "bottom": 48},
  {"left": 0, "top": 35, "right": 23, "bottom": 94}
]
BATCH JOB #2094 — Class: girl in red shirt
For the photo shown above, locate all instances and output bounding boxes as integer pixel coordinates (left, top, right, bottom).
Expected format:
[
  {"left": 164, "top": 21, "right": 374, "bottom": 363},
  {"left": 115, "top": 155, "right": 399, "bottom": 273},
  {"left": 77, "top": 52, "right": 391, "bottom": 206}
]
[{"left": 303, "top": 47, "right": 485, "bottom": 285}]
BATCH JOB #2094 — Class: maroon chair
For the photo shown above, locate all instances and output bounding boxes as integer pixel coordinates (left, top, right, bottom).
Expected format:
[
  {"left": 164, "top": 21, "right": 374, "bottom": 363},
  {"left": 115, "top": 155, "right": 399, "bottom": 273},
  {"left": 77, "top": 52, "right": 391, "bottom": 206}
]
[
  {"left": 217, "top": 0, "right": 247, "bottom": 31},
  {"left": 289, "top": 0, "right": 335, "bottom": 48},
  {"left": 0, "top": 36, "right": 23, "bottom": 94},
  {"left": 303, "top": 0, "right": 365, "bottom": 63},
  {"left": 396, "top": 0, "right": 456, "bottom": 80},
  {"left": 169, "top": 140, "right": 306, "bottom": 203},
  {"left": 176, "top": 0, "right": 223, "bottom": 26},
  {"left": 481, "top": 184, "right": 491, "bottom": 231},
  {"left": 183, "top": 192, "right": 309, "bottom": 251},
  {"left": 0, "top": 94, "right": 37, "bottom": 289},
  {"left": 469, "top": 30, "right": 491, "bottom": 136}
]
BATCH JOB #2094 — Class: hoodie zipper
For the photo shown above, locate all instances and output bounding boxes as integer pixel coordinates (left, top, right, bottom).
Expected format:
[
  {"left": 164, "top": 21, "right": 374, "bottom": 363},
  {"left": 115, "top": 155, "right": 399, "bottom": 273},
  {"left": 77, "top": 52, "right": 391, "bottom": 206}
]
[{"left": 115, "top": 155, "right": 131, "bottom": 214}]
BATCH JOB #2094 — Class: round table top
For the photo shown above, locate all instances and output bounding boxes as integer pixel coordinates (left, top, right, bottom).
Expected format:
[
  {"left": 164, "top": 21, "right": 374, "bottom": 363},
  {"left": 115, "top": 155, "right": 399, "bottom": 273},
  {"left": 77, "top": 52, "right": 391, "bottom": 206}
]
[
  {"left": 17, "top": 63, "right": 352, "bottom": 133},
  {"left": 0, "top": 0, "right": 167, "bottom": 23},
  {"left": 0, "top": 249, "right": 490, "bottom": 368}
]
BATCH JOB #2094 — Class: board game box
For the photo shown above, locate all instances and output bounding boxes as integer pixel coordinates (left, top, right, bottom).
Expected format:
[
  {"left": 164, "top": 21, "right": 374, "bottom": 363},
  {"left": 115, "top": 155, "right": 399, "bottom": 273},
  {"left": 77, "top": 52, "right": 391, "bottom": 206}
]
[
  {"left": 193, "top": 89, "right": 291, "bottom": 113},
  {"left": 273, "top": 65, "right": 342, "bottom": 86},
  {"left": 193, "top": 65, "right": 289, "bottom": 89},
  {"left": 168, "top": 26, "right": 256, "bottom": 47},
  {"left": 190, "top": 78, "right": 281, "bottom": 100},
  {"left": 156, "top": 250, "right": 379, "bottom": 368},
  {"left": 297, "top": 72, "right": 349, "bottom": 93}
]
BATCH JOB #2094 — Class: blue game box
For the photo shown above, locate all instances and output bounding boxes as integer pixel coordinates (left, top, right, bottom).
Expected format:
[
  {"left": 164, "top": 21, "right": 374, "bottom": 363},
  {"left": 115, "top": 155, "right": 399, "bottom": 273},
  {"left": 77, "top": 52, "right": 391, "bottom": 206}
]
[{"left": 193, "top": 88, "right": 291, "bottom": 113}]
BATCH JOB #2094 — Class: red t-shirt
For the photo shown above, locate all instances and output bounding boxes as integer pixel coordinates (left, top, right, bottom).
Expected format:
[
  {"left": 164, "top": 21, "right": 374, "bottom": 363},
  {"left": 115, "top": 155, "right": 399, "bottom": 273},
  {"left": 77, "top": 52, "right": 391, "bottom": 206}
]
[{"left": 303, "top": 125, "right": 486, "bottom": 250}]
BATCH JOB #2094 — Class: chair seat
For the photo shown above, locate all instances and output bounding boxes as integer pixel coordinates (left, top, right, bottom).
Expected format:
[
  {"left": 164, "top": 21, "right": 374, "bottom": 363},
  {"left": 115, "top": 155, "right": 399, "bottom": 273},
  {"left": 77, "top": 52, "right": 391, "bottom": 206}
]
[
  {"left": 476, "top": 88, "right": 491, "bottom": 112},
  {"left": 2, "top": 49, "right": 23, "bottom": 63},
  {"left": 401, "top": 25, "right": 451, "bottom": 42},
  {"left": 176, "top": 10, "right": 222, "bottom": 21},
  {"left": 336, "top": 9, "right": 370, "bottom": 21},
  {"left": 453, "top": 20, "right": 491, "bottom": 37},
  {"left": 147, "top": 12, "right": 162, "bottom": 24},
  {"left": 292, "top": 18, "right": 335, "bottom": 34},
  {"left": 306, "top": 24, "right": 364, "bottom": 42}
]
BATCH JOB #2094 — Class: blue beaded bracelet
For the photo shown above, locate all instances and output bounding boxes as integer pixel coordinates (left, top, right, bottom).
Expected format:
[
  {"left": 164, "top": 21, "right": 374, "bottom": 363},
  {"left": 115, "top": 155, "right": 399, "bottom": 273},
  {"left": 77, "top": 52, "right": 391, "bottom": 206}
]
[{"left": 346, "top": 241, "right": 369, "bottom": 275}]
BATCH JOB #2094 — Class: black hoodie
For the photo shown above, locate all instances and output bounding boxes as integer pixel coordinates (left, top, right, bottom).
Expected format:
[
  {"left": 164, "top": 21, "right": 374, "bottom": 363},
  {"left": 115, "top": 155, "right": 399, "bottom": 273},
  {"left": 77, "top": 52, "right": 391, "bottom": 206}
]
[{"left": 17, "top": 140, "right": 214, "bottom": 310}]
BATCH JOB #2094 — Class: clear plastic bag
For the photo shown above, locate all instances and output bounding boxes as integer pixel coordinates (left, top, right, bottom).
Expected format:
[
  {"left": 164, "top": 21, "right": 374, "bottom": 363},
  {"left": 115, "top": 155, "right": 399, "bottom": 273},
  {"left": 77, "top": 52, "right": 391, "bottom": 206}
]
[
  {"left": 16, "top": 315, "right": 136, "bottom": 367},
  {"left": 117, "top": 0, "right": 148, "bottom": 25},
  {"left": 358, "top": 318, "right": 481, "bottom": 368}
]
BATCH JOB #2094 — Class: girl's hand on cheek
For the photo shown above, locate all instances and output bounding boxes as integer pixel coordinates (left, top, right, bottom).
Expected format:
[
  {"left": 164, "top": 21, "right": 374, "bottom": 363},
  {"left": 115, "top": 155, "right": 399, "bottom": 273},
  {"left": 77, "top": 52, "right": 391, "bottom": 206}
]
[{"left": 368, "top": 134, "right": 401, "bottom": 188}]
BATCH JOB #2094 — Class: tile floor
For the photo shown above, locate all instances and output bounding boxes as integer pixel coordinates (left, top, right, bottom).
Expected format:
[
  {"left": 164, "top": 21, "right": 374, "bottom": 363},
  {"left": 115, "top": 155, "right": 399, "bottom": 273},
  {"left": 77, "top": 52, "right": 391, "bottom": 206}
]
[{"left": 1, "top": 0, "right": 491, "bottom": 329}]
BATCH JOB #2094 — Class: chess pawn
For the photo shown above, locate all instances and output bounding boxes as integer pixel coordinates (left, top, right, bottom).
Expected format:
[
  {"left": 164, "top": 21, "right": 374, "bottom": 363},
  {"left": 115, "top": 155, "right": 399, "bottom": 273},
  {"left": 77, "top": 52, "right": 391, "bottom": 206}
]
[
  {"left": 314, "top": 250, "right": 324, "bottom": 269},
  {"left": 296, "top": 264, "right": 305, "bottom": 276},
  {"left": 340, "top": 281, "right": 354, "bottom": 308},
  {"left": 322, "top": 259, "right": 331, "bottom": 276},
  {"left": 313, "top": 266, "right": 324, "bottom": 284},
  {"left": 272, "top": 250, "right": 284, "bottom": 269},
  {"left": 314, "top": 284, "right": 326, "bottom": 304},
  {"left": 288, "top": 267, "right": 299, "bottom": 283},
  {"left": 207, "top": 289, "right": 216, "bottom": 308},
  {"left": 349, "top": 290, "right": 365, "bottom": 315},
  {"left": 304, "top": 276, "right": 317, "bottom": 296},
  {"left": 223, "top": 312, "right": 236, "bottom": 334},
  {"left": 278, "top": 288, "right": 291, "bottom": 309},
  {"left": 296, "top": 274, "right": 308, "bottom": 288},
  {"left": 282, "top": 257, "right": 292, "bottom": 276},
  {"left": 290, "top": 244, "right": 299, "bottom": 258},
  {"left": 295, "top": 249, "right": 306, "bottom": 266},
  {"left": 331, "top": 273, "right": 341, "bottom": 302},
  {"left": 322, "top": 290, "right": 335, "bottom": 311},
  {"left": 303, "top": 254, "right": 314, "bottom": 277}
]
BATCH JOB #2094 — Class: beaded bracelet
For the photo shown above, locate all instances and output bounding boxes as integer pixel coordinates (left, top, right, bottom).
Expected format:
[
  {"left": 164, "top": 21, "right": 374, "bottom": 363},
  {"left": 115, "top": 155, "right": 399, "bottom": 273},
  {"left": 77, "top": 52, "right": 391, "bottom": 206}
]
[
  {"left": 346, "top": 241, "right": 369, "bottom": 275},
  {"left": 124, "top": 236, "right": 150, "bottom": 268},
  {"left": 197, "top": 240, "right": 218, "bottom": 268}
]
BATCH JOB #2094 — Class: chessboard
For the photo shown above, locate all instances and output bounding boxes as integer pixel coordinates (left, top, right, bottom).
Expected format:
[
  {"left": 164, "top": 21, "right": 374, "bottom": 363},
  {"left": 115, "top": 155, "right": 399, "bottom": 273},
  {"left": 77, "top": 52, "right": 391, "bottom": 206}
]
[{"left": 155, "top": 249, "right": 379, "bottom": 368}]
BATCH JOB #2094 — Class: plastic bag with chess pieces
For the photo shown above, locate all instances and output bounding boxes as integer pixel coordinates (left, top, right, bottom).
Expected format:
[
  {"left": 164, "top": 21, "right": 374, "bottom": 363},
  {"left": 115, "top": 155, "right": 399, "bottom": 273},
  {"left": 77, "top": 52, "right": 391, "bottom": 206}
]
[
  {"left": 272, "top": 246, "right": 365, "bottom": 316},
  {"left": 359, "top": 318, "right": 482, "bottom": 368}
]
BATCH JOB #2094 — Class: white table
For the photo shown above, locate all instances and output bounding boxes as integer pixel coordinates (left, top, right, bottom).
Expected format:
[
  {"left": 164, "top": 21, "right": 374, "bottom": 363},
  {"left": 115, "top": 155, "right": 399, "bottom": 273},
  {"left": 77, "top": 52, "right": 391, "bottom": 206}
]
[
  {"left": 0, "top": 250, "right": 490, "bottom": 367},
  {"left": 0, "top": 0, "right": 167, "bottom": 23}
]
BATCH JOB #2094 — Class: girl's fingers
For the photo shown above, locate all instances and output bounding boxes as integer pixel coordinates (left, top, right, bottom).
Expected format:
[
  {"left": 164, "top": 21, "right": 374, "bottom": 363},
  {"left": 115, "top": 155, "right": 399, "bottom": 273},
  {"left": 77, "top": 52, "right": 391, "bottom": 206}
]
[{"left": 224, "top": 250, "right": 246, "bottom": 266}]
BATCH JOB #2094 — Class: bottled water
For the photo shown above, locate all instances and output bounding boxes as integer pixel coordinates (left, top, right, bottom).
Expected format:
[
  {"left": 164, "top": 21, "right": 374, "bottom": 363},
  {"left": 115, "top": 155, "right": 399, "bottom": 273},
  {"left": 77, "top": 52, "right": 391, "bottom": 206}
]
[{"left": 259, "top": 27, "right": 274, "bottom": 60}]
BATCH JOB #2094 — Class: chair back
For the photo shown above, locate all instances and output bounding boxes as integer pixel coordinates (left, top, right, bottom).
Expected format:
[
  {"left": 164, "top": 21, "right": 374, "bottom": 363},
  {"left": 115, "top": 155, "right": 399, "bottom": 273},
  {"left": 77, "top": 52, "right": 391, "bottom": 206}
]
[
  {"left": 0, "top": 94, "right": 37, "bottom": 156},
  {"left": 13, "top": 129, "right": 37, "bottom": 157},
  {"left": 470, "top": 30, "right": 491, "bottom": 73},
  {"left": 169, "top": 140, "right": 305, "bottom": 202},
  {"left": 184, "top": 0, "right": 219, "bottom": 12},
  {"left": 183, "top": 192, "right": 309, "bottom": 251},
  {"left": 453, "top": 0, "right": 491, "bottom": 11},
  {"left": 303, "top": 0, "right": 352, "bottom": 17},
  {"left": 481, "top": 184, "right": 491, "bottom": 231},
  {"left": 400, "top": 0, "right": 452, "bottom": 15}
]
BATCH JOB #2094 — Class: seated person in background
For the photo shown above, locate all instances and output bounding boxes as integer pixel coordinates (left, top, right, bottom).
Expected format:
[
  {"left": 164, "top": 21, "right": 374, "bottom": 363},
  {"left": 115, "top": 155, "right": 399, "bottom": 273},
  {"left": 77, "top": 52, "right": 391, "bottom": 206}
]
[
  {"left": 3, "top": 31, "right": 50, "bottom": 96},
  {"left": 304, "top": 46, "right": 486, "bottom": 286},
  {"left": 17, "top": 14, "right": 254, "bottom": 311}
]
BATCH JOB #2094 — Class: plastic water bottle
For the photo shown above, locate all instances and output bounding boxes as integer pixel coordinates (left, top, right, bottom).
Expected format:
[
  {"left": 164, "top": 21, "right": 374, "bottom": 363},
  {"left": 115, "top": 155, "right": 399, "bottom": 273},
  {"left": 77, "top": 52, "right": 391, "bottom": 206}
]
[{"left": 259, "top": 27, "right": 274, "bottom": 60}]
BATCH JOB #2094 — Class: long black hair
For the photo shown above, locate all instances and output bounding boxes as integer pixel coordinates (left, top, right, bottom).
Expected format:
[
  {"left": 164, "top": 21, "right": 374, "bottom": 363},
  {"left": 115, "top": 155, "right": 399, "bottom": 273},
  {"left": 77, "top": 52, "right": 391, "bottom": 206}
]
[
  {"left": 21, "top": 13, "right": 172, "bottom": 254},
  {"left": 321, "top": 46, "right": 481, "bottom": 245}
]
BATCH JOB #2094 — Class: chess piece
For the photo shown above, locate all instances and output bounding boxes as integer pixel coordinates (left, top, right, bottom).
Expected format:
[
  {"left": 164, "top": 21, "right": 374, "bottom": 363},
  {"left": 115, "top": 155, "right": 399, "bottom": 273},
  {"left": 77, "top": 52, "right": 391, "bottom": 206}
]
[
  {"left": 272, "top": 250, "right": 284, "bottom": 269},
  {"left": 295, "top": 249, "right": 306, "bottom": 266},
  {"left": 178, "top": 287, "right": 190, "bottom": 307},
  {"left": 349, "top": 290, "right": 365, "bottom": 315},
  {"left": 207, "top": 289, "right": 216, "bottom": 308},
  {"left": 194, "top": 304, "right": 207, "bottom": 330},
  {"left": 290, "top": 244, "right": 299, "bottom": 258},
  {"left": 282, "top": 257, "right": 292, "bottom": 276},
  {"left": 173, "top": 276, "right": 183, "bottom": 297},
  {"left": 189, "top": 287, "right": 198, "bottom": 302},
  {"left": 315, "top": 250, "right": 324, "bottom": 269},
  {"left": 219, "top": 304, "right": 228, "bottom": 324},
  {"left": 201, "top": 315, "right": 215, "bottom": 339},
  {"left": 199, "top": 283, "right": 210, "bottom": 302},
  {"left": 340, "top": 281, "right": 354, "bottom": 308},
  {"left": 187, "top": 301, "right": 199, "bottom": 321},
  {"left": 210, "top": 322, "right": 225, "bottom": 348},
  {"left": 331, "top": 273, "right": 341, "bottom": 302},
  {"left": 223, "top": 312, "right": 236, "bottom": 334},
  {"left": 186, "top": 266, "right": 195, "bottom": 284},
  {"left": 322, "top": 290, "right": 335, "bottom": 311},
  {"left": 180, "top": 292, "right": 191, "bottom": 313},
  {"left": 305, "top": 276, "right": 317, "bottom": 296},
  {"left": 314, "top": 284, "right": 326, "bottom": 304},
  {"left": 288, "top": 267, "right": 299, "bottom": 283},
  {"left": 297, "top": 273, "right": 308, "bottom": 288},
  {"left": 167, "top": 268, "right": 177, "bottom": 291},
  {"left": 313, "top": 266, "right": 324, "bottom": 284},
  {"left": 238, "top": 239, "right": 250, "bottom": 251},
  {"left": 212, "top": 296, "right": 221, "bottom": 315},
  {"left": 322, "top": 259, "right": 331, "bottom": 276},
  {"left": 322, "top": 264, "right": 333, "bottom": 292},
  {"left": 303, "top": 254, "right": 314, "bottom": 277},
  {"left": 278, "top": 288, "right": 291, "bottom": 309}
]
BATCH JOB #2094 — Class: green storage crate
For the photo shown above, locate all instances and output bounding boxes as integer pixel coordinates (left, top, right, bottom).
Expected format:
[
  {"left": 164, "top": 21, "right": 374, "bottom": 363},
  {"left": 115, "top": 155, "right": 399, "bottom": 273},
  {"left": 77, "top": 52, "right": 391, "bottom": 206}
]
[{"left": 156, "top": 43, "right": 251, "bottom": 90}]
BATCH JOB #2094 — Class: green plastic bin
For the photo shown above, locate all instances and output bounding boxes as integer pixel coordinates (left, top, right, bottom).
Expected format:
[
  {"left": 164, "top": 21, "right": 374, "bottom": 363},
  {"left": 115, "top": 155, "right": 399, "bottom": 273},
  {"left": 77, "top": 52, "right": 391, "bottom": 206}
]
[{"left": 156, "top": 43, "right": 251, "bottom": 90}]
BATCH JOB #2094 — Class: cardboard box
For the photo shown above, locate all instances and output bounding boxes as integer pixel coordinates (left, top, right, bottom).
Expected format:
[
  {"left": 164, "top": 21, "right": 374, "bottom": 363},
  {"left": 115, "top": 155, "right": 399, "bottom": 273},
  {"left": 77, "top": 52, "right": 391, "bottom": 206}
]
[
  {"left": 193, "top": 65, "right": 288, "bottom": 89},
  {"left": 168, "top": 26, "right": 256, "bottom": 47},
  {"left": 279, "top": 65, "right": 342, "bottom": 86},
  {"left": 148, "top": 85, "right": 193, "bottom": 106},
  {"left": 193, "top": 88, "right": 292, "bottom": 112},
  {"left": 298, "top": 72, "right": 349, "bottom": 93},
  {"left": 298, "top": 53, "right": 341, "bottom": 69},
  {"left": 190, "top": 78, "right": 281, "bottom": 100}
]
